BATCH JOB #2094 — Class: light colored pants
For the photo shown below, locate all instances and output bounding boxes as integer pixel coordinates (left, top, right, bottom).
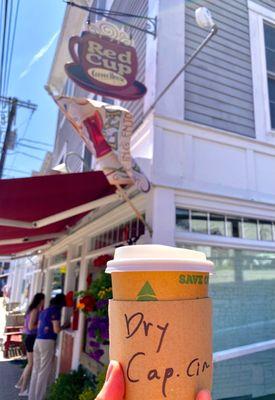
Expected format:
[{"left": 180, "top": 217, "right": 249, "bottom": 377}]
[{"left": 28, "top": 339, "right": 56, "bottom": 400}]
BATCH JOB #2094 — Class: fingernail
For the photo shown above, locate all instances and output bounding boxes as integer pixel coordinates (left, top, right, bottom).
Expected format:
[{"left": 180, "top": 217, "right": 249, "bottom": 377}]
[
  {"left": 196, "top": 389, "right": 211, "bottom": 400},
  {"left": 105, "top": 360, "right": 115, "bottom": 382}
]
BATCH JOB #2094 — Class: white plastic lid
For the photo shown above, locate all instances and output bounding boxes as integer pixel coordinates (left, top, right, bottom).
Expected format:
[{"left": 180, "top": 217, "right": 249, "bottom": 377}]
[{"left": 106, "top": 245, "right": 214, "bottom": 273}]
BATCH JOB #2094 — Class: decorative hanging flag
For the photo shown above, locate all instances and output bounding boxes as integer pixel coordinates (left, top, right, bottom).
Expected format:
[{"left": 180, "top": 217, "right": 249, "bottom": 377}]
[{"left": 53, "top": 95, "right": 150, "bottom": 193}]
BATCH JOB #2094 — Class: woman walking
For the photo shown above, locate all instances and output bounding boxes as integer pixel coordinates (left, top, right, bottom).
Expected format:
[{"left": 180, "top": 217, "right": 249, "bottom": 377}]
[
  {"left": 15, "top": 292, "right": 45, "bottom": 397},
  {"left": 28, "top": 293, "right": 67, "bottom": 400}
]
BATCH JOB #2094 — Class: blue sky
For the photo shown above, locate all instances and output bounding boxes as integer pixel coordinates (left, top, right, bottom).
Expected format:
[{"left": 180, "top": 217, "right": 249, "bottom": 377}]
[{"left": 3, "top": 0, "right": 66, "bottom": 178}]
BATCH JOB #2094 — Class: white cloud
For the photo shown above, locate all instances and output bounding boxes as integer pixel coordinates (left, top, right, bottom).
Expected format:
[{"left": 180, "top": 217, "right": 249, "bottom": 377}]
[{"left": 19, "top": 30, "right": 60, "bottom": 79}]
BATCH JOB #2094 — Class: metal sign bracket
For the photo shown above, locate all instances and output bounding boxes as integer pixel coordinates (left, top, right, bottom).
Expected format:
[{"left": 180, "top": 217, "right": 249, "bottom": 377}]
[{"left": 64, "top": 1, "right": 157, "bottom": 38}]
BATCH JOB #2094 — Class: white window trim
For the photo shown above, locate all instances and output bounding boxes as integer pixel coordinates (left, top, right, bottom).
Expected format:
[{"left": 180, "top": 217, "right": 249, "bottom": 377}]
[
  {"left": 248, "top": 1, "right": 275, "bottom": 140},
  {"left": 213, "top": 339, "right": 275, "bottom": 363},
  {"left": 175, "top": 231, "right": 275, "bottom": 252}
]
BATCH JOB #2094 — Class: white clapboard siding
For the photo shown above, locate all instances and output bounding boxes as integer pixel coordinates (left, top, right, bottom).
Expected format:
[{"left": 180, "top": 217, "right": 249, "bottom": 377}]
[
  {"left": 110, "top": 0, "right": 148, "bottom": 130},
  {"left": 185, "top": 0, "right": 260, "bottom": 137}
]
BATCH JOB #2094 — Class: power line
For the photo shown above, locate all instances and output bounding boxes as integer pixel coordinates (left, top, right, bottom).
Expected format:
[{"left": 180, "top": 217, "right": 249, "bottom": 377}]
[
  {"left": 9, "top": 108, "right": 35, "bottom": 170},
  {"left": 5, "top": 0, "right": 20, "bottom": 96},
  {"left": 0, "top": 96, "right": 37, "bottom": 111},
  {"left": 2, "top": 173, "right": 17, "bottom": 178},
  {"left": 0, "top": 0, "right": 8, "bottom": 98},
  {"left": 0, "top": 97, "right": 17, "bottom": 177},
  {"left": 0, "top": 0, "right": 20, "bottom": 99},
  {"left": 18, "top": 138, "right": 52, "bottom": 147},
  {"left": 10, "top": 151, "right": 44, "bottom": 161},
  {"left": 3, "top": 0, "right": 13, "bottom": 97},
  {"left": 0, "top": 96, "right": 37, "bottom": 178},
  {"left": 5, "top": 166, "right": 30, "bottom": 174},
  {"left": 16, "top": 142, "right": 49, "bottom": 152}
]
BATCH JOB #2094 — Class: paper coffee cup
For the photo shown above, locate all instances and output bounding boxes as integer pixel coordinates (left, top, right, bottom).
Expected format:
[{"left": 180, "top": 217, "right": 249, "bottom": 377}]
[
  {"left": 109, "top": 298, "right": 213, "bottom": 400},
  {"left": 106, "top": 245, "right": 213, "bottom": 300}
]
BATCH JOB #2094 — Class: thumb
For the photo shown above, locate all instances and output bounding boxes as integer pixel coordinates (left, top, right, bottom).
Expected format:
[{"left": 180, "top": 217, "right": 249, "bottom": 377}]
[
  {"left": 96, "top": 361, "right": 125, "bottom": 400},
  {"left": 196, "top": 390, "right": 212, "bottom": 400}
]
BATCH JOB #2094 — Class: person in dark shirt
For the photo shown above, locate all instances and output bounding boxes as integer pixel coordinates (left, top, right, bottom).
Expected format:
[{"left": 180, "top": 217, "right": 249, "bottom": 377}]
[{"left": 28, "top": 293, "right": 67, "bottom": 400}]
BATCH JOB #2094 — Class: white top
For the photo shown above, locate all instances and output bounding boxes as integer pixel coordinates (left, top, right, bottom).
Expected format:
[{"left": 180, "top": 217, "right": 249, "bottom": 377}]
[{"left": 106, "top": 245, "right": 214, "bottom": 273}]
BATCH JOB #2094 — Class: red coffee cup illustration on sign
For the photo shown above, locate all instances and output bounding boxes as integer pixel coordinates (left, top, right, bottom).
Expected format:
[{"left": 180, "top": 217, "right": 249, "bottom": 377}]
[{"left": 65, "top": 21, "right": 147, "bottom": 101}]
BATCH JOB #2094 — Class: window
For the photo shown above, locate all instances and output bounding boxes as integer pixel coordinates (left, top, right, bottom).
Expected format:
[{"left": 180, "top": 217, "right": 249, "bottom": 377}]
[
  {"left": 191, "top": 211, "right": 208, "bottom": 233},
  {"left": 264, "top": 23, "right": 275, "bottom": 129},
  {"left": 95, "top": 0, "right": 106, "bottom": 21},
  {"left": 102, "top": 96, "right": 115, "bottom": 105},
  {"left": 177, "top": 243, "right": 275, "bottom": 399},
  {"left": 176, "top": 208, "right": 275, "bottom": 242},
  {"left": 227, "top": 216, "right": 242, "bottom": 238},
  {"left": 82, "top": 145, "right": 92, "bottom": 172},
  {"left": 248, "top": 1, "right": 275, "bottom": 138},
  {"left": 76, "top": 244, "right": 82, "bottom": 258},
  {"left": 243, "top": 218, "right": 258, "bottom": 240},
  {"left": 259, "top": 220, "right": 273, "bottom": 241},
  {"left": 3, "top": 262, "right": 10, "bottom": 270},
  {"left": 210, "top": 214, "right": 225, "bottom": 236},
  {"left": 51, "top": 252, "right": 67, "bottom": 265},
  {"left": 51, "top": 269, "right": 66, "bottom": 296},
  {"left": 177, "top": 244, "right": 275, "bottom": 349},
  {"left": 64, "top": 79, "right": 75, "bottom": 97},
  {"left": 176, "top": 209, "right": 190, "bottom": 231},
  {"left": 89, "top": 217, "right": 145, "bottom": 251}
]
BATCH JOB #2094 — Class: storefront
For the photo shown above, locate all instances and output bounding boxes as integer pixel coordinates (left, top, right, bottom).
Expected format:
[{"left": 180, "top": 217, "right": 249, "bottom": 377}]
[
  {"left": 40, "top": 191, "right": 146, "bottom": 376},
  {"left": 1, "top": 153, "right": 274, "bottom": 398},
  {"left": 33, "top": 183, "right": 275, "bottom": 399}
]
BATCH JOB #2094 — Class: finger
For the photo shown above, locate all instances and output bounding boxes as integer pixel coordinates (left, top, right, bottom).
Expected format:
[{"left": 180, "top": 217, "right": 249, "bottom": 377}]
[
  {"left": 196, "top": 389, "right": 212, "bottom": 400},
  {"left": 96, "top": 360, "right": 125, "bottom": 400}
]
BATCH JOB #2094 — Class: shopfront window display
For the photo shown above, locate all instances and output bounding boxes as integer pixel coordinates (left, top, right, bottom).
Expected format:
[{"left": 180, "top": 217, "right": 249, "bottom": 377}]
[
  {"left": 177, "top": 243, "right": 275, "bottom": 398},
  {"left": 51, "top": 268, "right": 66, "bottom": 297}
]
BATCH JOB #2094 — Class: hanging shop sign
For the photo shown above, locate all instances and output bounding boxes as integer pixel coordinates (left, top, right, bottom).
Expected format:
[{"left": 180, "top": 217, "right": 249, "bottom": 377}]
[{"left": 65, "top": 21, "right": 147, "bottom": 101}]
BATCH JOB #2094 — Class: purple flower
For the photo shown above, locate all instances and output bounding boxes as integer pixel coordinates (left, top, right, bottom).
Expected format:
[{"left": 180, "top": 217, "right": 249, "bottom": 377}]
[
  {"left": 96, "top": 299, "right": 108, "bottom": 309},
  {"left": 89, "top": 340, "right": 100, "bottom": 348},
  {"left": 88, "top": 316, "right": 109, "bottom": 341},
  {"left": 90, "top": 349, "right": 104, "bottom": 363}
]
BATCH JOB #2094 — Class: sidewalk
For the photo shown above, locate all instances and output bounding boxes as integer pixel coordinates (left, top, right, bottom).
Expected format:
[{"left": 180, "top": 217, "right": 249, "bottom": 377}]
[
  {"left": 0, "top": 298, "right": 24, "bottom": 399},
  {"left": 0, "top": 360, "right": 22, "bottom": 400}
]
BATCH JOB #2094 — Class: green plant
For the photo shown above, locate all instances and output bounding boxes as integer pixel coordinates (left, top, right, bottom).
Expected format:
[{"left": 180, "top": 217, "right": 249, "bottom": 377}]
[
  {"left": 77, "top": 272, "right": 112, "bottom": 311},
  {"left": 46, "top": 368, "right": 96, "bottom": 400},
  {"left": 76, "top": 272, "right": 112, "bottom": 364},
  {"left": 90, "top": 272, "right": 112, "bottom": 301},
  {"left": 78, "top": 366, "right": 107, "bottom": 400},
  {"left": 95, "top": 365, "right": 107, "bottom": 394},
  {"left": 79, "top": 388, "right": 96, "bottom": 400}
]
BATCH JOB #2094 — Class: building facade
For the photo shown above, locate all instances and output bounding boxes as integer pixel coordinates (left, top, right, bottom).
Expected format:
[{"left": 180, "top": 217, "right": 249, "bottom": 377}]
[
  {"left": 6, "top": 256, "right": 43, "bottom": 310},
  {"left": 43, "top": 1, "right": 275, "bottom": 398},
  {"left": 0, "top": 259, "right": 10, "bottom": 296}
]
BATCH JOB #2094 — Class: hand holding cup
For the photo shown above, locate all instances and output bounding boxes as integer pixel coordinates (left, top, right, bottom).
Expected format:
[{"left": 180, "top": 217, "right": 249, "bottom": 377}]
[{"left": 96, "top": 361, "right": 212, "bottom": 400}]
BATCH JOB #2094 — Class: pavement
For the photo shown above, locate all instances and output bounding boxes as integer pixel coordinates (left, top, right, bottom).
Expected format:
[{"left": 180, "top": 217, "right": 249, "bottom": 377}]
[
  {"left": 0, "top": 360, "right": 23, "bottom": 400},
  {"left": 0, "top": 298, "right": 26, "bottom": 399}
]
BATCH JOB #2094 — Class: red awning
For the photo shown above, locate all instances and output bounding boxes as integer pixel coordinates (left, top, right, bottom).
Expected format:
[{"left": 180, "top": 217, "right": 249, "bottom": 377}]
[{"left": 0, "top": 171, "right": 117, "bottom": 256}]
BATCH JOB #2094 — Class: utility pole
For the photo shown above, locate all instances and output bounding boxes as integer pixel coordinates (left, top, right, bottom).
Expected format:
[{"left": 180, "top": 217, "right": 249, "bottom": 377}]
[{"left": 0, "top": 96, "right": 37, "bottom": 178}]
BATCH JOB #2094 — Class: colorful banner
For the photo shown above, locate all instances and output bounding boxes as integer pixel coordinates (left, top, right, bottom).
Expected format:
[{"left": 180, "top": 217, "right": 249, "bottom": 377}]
[{"left": 54, "top": 95, "right": 150, "bottom": 193}]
